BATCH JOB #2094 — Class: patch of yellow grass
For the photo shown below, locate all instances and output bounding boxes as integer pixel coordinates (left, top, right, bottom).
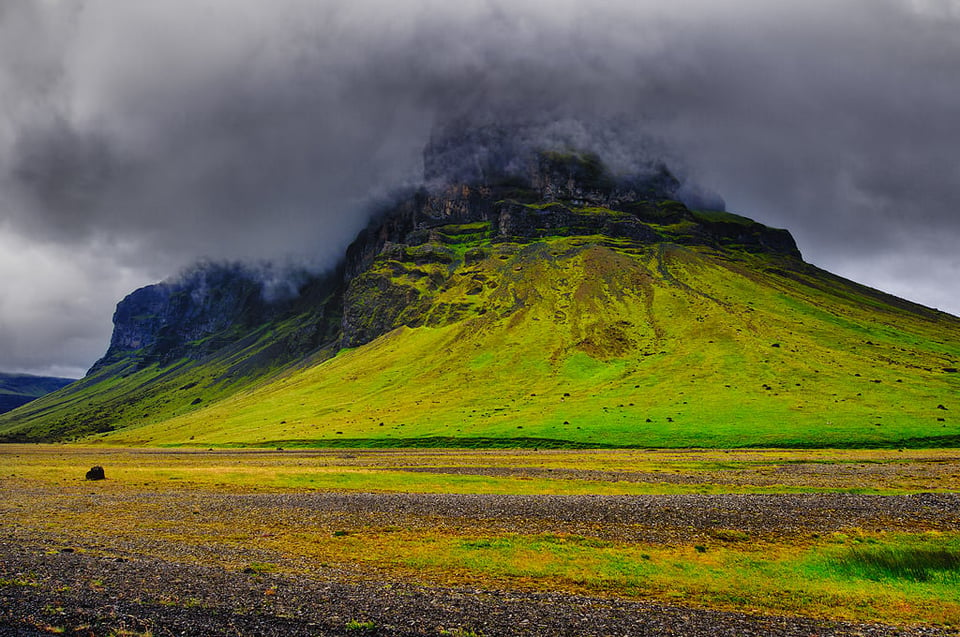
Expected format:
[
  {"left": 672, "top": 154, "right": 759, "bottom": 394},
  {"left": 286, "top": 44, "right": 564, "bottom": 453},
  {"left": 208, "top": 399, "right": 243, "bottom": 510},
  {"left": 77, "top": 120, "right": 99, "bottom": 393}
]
[{"left": 4, "top": 445, "right": 959, "bottom": 494}]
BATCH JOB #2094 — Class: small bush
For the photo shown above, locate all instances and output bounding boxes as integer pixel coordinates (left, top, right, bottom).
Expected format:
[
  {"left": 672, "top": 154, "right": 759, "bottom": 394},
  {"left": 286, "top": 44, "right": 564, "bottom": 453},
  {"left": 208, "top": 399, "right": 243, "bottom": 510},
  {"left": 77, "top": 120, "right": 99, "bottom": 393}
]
[
  {"left": 440, "top": 628, "right": 482, "bottom": 637},
  {"left": 241, "top": 562, "right": 275, "bottom": 575}
]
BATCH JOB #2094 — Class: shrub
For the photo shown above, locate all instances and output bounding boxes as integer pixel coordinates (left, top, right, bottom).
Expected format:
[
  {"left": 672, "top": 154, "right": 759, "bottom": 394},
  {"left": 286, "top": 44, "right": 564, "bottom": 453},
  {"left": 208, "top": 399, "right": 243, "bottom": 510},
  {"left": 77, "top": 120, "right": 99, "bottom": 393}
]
[
  {"left": 241, "top": 562, "right": 275, "bottom": 575},
  {"left": 440, "top": 629, "right": 482, "bottom": 637}
]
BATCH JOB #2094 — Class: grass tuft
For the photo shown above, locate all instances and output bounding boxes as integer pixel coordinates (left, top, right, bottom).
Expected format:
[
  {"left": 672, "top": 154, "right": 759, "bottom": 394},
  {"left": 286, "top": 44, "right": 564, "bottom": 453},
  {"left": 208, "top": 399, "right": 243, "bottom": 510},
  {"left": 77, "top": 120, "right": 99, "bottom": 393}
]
[
  {"left": 241, "top": 562, "right": 276, "bottom": 575},
  {"left": 345, "top": 619, "right": 377, "bottom": 631}
]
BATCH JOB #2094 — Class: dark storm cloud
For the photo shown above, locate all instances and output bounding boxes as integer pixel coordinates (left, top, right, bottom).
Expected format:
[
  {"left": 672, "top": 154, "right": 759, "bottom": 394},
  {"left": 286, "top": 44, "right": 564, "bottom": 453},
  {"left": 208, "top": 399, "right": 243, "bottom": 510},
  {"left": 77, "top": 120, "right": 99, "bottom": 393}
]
[
  {"left": 2, "top": 0, "right": 959, "bottom": 374},
  {"left": 653, "top": 2, "right": 960, "bottom": 261}
]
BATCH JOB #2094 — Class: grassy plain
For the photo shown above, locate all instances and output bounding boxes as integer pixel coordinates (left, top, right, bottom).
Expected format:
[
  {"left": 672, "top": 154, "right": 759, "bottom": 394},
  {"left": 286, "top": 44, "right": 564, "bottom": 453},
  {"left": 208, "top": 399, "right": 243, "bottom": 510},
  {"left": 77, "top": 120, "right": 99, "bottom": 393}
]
[
  {"left": 5, "top": 445, "right": 960, "bottom": 495},
  {"left": 3, "top": 446, "right": 959, "bottom": 629}
]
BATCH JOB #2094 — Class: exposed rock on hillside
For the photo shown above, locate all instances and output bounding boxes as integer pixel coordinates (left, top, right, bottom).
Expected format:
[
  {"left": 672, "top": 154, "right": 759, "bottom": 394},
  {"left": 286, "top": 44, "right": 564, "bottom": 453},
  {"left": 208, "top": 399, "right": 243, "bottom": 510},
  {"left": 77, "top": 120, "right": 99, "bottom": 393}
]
[
  {"left": 89, "top": 262, "right": 341, "bottom": 375},
  {"left": 338, "top": 140, "right": 800, "bottom": 348},
  {"left": 90, "top": 134, "right": 801, "bottom": 366}
]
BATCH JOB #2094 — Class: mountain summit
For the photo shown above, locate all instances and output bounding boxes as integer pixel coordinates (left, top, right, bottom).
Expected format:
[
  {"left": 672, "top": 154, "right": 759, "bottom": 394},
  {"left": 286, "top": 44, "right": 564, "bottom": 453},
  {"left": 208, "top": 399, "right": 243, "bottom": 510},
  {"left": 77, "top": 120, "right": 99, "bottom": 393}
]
[{"left": 1, "top": 129, "right": 957, "bottom": 447}]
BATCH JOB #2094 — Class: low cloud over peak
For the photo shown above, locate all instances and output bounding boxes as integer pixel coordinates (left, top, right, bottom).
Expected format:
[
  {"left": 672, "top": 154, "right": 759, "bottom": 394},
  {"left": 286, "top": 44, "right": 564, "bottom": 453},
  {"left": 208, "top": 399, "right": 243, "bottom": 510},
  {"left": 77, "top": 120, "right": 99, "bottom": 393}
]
[{"left": 2, "top": 0, "right": 959, "bottom": 374}]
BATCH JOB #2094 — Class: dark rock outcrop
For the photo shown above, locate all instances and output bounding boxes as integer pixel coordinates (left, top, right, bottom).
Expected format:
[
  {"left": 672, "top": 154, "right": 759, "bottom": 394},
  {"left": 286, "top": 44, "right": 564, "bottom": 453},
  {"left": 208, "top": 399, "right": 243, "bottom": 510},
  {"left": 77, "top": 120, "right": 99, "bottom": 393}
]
[
  {"left": 495, "top": 201, "right": 660, "bottom": 243},
  {"left": 422, "top": 120, "right": 680, "bottom": 204},
  {"left": 88, "top": 263, "right": 342, "bottom": 375},
  {"left": 85, "top": 466, "right": 105, "bottom": 480},
  {"left": 333, "top": 130, "right": 802, "bottom": 348}
]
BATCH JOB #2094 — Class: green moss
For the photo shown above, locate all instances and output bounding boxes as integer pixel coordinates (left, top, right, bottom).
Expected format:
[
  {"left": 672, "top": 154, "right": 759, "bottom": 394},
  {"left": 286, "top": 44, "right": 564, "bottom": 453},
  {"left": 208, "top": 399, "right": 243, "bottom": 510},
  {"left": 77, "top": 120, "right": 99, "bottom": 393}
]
[
  {"left": 521, "top": 201, "right": 568, "bottom": 211},
  {"left": 436, "top": 221, "right": 490, "bottom": 234},
  {"left": 692, "top": 210, "right": 757, "bottom": 226},
  {"left": 404, "top": 243, "right": 455, "bottom": 263},
  {"left": 656, "top": 220, "right": 698, "bottom": 234},
  {"left": 573, "top": 206, "right": 628, "bottom": 217}
]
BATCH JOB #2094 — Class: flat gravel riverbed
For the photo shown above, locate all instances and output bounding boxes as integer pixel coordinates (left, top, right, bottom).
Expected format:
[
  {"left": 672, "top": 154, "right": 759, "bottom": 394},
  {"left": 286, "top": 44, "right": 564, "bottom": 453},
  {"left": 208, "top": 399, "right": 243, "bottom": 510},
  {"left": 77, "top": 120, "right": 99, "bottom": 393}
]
[
  {"left": 0, "top": 538, "right": 953, "bottom": 637},
  {"left": 2, "top": 488, "right": 959, "bottom": 636}
]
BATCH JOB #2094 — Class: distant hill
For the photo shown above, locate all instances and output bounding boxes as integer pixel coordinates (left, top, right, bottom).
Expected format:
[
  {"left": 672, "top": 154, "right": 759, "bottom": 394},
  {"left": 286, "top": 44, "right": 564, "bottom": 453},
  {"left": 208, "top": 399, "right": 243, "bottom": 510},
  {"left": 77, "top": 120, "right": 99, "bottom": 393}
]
[
  {"left": 0, "top": 125, "right": 957, "bottom": 447},
  {"left": 0, "top": 373, "right": 75, "bottom": 414}
]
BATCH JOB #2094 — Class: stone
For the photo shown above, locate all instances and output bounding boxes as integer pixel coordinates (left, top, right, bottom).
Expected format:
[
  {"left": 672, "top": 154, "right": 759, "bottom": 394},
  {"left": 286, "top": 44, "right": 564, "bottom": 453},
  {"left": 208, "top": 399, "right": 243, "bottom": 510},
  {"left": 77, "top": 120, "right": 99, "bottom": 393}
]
[{"left": 85, "top": 465, "right": 105, "bottom": 480}]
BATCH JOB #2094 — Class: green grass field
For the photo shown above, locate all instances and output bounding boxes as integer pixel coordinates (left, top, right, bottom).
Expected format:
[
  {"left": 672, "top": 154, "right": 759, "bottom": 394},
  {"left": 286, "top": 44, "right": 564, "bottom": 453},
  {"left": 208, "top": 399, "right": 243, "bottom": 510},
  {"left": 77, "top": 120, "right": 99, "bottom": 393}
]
[{"left": 7, "top": 445, "right": 960, "bottom": 495}]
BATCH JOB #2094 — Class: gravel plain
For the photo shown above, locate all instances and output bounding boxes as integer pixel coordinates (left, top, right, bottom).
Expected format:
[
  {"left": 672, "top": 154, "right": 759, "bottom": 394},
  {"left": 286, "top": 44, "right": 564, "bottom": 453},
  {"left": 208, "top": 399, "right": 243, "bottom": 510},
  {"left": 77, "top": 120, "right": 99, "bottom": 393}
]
[
  {"left": 1, "top": 539, "right": 952, "bottom": 637},
  {"left": 2, "top": 447, "right": 960, "bottom": 636},
  {"left": 392, "top": 460, "right": 960, "bottom": 490},
  {"left": 3, "top": 486, "right": 960, "bottom": 636}
]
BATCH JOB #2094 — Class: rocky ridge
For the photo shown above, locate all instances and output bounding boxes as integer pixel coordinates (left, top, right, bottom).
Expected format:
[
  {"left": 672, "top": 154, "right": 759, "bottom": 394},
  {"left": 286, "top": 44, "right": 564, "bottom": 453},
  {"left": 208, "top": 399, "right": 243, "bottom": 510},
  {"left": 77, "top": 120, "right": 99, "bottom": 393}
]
[
  {"left": 97, "top": 139, "right": 801, "bottom": 370},
  {"left": 89, "top": 261, "right": 342, "bottom": 375}
]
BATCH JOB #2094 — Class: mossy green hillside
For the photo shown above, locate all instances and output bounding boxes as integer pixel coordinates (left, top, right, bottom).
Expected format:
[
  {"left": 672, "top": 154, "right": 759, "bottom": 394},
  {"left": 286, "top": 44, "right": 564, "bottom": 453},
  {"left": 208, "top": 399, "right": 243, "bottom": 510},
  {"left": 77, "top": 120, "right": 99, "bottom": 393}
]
[
  {"left": 94, "top": 218, "right": 959, "bottom": 448},
  {"left": 0, "top": 310, "right": 337, "bottom": 442},
  {"left": 2, "top": 194, "right": 957, "bottom": 447}
]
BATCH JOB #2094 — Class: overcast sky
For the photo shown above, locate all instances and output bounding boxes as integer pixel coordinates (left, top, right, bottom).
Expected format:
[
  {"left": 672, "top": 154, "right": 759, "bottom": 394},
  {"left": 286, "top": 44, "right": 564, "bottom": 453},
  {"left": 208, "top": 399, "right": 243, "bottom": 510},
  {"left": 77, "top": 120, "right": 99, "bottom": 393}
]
[{"left": 2, "top": 0, "right": 959, "bottom": 378}]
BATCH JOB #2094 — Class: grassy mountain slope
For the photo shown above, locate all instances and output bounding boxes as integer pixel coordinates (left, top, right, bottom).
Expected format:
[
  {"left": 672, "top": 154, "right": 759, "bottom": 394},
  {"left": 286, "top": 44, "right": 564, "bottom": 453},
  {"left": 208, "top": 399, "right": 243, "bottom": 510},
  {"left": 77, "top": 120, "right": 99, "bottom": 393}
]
[
  {"left": 0, "top": 309, "right": 338, "bottom": 442},
  {"left": 2, "top": 139, "right": 957, "bottom": 449},
  {"left": 95, "top": 218, "right": 960, "bottom": 449},
  {"left": 0, "top": 373, "right": 74, "bottom": 414}
]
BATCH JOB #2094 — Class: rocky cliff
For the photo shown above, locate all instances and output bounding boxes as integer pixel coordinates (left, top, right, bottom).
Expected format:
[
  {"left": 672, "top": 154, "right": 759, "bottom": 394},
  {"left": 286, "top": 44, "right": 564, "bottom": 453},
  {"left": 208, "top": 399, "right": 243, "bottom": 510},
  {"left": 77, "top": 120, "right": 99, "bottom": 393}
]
[
  {"left": 89, "top": 129, "right": 801, "bottom": 373},
  {"left": 89, "top": 262, "right": 342, "bottom": 375},
  {"left": 338, "top": 138, "right": 800, "bottom": 348}
]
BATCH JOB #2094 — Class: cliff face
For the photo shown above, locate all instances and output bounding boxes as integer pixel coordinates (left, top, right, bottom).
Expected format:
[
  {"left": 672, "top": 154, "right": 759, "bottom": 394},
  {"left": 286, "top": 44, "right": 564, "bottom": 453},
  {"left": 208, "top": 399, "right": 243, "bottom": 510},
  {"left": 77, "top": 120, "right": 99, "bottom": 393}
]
[
  {"left": 338, "top": 146, "right": 800, "bottom": 348},
  {"left": 91, "top": 264, "right": 264, "bottom": 373},
  {"left": 89, "top": 262, "right": 341, "bottom": 375},
  {"left": 89, "top": 132, "right": 800, "bottom": 374}
]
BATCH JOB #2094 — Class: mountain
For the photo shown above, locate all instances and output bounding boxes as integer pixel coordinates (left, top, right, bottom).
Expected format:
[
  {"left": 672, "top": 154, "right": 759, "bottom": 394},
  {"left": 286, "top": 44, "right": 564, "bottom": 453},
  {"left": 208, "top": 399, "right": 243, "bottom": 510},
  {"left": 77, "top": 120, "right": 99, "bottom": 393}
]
[
  {"left": 0, "top": 373, "right": 75, "bottom": 414},
  {"left": 1, "top": 128, "right": 958, "bottom": 447}
]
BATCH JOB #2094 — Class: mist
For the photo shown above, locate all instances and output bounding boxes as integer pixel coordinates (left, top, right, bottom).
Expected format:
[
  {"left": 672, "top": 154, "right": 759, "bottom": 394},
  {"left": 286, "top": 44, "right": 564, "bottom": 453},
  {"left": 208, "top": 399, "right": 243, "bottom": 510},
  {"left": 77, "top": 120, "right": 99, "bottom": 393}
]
[{"left": 2, "top": 0, "right": 959, "bottom": 376}]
